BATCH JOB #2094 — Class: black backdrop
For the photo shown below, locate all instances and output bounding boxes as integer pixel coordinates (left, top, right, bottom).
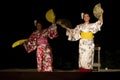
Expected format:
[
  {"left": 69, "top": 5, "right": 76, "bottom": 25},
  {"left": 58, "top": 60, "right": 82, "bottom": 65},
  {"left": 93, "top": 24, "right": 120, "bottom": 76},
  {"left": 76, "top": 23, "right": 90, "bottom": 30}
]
[{"left": 0, "top": 0, "right": 120, "bottom": 69}]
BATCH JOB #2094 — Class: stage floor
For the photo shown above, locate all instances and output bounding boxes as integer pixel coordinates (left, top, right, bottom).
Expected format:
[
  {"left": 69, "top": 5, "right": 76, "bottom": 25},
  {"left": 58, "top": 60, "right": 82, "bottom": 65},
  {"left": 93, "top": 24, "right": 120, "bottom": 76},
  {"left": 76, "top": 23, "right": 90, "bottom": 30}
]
[
  {"left": 0, "top": 69, "right": 119, "bottom": 80},
  {"left": 0, "top": 68, "right": 120, "bottom": 72}
]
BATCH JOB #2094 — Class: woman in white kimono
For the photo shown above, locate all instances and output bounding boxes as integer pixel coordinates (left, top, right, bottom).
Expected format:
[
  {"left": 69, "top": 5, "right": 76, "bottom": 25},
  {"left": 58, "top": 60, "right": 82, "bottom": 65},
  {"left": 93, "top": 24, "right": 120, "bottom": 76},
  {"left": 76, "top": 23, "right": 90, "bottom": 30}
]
[{"left": 57, "top": 9, "right": 103, "bottom": 72}]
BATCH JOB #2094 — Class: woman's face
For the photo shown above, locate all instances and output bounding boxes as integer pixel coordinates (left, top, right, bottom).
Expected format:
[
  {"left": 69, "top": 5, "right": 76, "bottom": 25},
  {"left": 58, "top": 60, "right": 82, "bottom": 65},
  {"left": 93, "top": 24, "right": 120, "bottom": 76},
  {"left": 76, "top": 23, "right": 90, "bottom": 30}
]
[
  {"left": 36, "top": 22, "right": 42, "bottom": 31},
  {"left": 83, "top": 13, "right": 90, "bottom": 22}
]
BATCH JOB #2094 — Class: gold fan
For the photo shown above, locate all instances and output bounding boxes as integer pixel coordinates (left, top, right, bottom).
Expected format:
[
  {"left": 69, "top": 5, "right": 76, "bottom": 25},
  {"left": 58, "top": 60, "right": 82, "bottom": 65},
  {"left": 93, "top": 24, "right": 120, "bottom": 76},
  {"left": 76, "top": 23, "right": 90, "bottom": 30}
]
[
  {"left": 93, "top": 3, "right": 102, "bottom": 19},
  {"left": 45, "top": 9, "right": 55, "bottom": 23},
  {"left": 12, "top": 39, "right": 27, "bottom": 48}
]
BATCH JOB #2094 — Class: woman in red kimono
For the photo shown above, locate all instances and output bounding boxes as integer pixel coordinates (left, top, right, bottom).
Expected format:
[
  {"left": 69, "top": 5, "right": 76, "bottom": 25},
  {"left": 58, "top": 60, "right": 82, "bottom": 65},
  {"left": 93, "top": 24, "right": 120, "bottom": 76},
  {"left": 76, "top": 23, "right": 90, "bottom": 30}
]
[{"left": 23, "top": 20, "right": 58, "bottom": 72}]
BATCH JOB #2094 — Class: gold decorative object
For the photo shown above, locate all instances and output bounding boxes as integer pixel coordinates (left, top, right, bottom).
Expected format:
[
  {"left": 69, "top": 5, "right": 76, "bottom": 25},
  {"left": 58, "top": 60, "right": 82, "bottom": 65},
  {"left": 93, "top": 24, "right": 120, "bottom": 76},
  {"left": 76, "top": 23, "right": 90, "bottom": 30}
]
[
  {"left": 12, "top": 39, "right": 27, "bottom": 48},
  {"left": 93, "top": 3, "right": 102, "bottom": 19},
  {"left": 45, "top": 9, "right": 55, "bottom": 23}
]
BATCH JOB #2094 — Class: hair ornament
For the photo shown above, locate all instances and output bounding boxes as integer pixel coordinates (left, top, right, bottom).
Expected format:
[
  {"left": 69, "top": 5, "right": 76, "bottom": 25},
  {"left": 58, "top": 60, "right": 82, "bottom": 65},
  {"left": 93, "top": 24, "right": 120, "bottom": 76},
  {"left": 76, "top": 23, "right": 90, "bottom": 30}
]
[
  {"left": 81, "top": 12, "right": 84, "bottom": 19},
  {"left": 34, "top": 20, "right": 37, "bottom": 26}
]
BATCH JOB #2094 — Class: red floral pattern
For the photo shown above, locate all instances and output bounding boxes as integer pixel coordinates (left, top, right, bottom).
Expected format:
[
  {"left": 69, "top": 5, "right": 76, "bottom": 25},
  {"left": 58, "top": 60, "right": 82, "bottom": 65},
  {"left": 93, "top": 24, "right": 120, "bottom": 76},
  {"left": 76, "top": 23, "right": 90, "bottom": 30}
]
[{"left": 23, "top": 24, "right": 58, "bottom": 72}]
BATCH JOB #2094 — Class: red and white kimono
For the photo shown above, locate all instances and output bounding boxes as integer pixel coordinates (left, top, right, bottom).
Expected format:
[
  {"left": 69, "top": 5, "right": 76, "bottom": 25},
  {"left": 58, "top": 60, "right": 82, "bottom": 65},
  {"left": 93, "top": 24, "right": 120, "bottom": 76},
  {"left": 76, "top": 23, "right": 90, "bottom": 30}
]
[{"left": 24, "top": 24, "right": 58, "bottom": 72}]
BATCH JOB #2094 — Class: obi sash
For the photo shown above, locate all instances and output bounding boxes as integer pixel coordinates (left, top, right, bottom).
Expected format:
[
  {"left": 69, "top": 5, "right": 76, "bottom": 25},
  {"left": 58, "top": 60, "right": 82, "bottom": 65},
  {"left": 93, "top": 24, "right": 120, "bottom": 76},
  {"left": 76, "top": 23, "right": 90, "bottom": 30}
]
[
  {"left": 37, "top": 37, "right": 48, "bottom": 45},
  {"left": 81, "top": 32, "right": 94, "bottom": 39}
]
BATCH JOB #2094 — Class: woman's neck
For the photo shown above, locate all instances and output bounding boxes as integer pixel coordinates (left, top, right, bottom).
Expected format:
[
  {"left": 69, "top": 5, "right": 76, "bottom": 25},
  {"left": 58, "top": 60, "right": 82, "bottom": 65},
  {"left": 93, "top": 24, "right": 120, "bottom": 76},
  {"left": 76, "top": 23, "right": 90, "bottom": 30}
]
[
  {"left": 37, "top": 29, "right": 43, "bottom": 33},
  {"left": 84, "top": 21, "right": 89, "bottom": 24}
]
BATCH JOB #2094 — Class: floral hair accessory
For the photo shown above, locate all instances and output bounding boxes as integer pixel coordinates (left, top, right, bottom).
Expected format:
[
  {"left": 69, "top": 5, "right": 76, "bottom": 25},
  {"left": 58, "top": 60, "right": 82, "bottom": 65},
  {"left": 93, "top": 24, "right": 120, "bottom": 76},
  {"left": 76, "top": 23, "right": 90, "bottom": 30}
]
[
  {"left": 81, "top": 12, "right": 84, "bottom": 19},
  {"left": 34, "top": 20, "right": 37, "bottom": 26}
]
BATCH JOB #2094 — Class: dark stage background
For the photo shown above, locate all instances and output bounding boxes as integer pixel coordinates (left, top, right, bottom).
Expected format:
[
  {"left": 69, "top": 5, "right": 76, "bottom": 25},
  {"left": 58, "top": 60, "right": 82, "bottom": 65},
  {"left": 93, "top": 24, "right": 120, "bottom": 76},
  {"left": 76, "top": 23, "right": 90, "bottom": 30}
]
[{"left": 0, "top": 0, "right": 120, "bottom": 70}]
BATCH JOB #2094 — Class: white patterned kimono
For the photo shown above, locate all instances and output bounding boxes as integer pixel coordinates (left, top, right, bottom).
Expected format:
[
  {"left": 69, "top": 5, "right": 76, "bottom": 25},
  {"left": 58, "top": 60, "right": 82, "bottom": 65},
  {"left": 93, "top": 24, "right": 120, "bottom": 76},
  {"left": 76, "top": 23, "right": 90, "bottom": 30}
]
[{"left": 66, "top": 20, "right": 103, "bottom": 69}]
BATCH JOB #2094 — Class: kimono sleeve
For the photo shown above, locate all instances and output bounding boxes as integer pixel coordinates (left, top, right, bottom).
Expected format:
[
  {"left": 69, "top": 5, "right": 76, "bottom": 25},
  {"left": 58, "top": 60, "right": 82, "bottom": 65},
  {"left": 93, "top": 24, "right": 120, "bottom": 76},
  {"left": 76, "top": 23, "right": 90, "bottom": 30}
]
[
  {"left": 23, "top": 31, "right": 37, "bottom": 53},
  {"left": 90, "top": 20, "right": 103, "bottom": 33},
  {"left": 47, "top": 24, "right": 58, "bottom": 39},
  {"left": 66, "top": 25, "right": 81, "bottom": 41}
]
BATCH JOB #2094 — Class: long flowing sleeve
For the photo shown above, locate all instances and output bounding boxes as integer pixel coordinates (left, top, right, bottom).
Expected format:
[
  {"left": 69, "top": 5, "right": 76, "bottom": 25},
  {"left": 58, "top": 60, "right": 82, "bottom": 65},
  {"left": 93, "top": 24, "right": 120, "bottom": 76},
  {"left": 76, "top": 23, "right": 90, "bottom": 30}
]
[
  {"left": 47, "top": 24, "right": 58, "bottom": 39},
  {"left": 66, "top": 25, "right": 81, "bottom": 41},
  {"left": 90, "top": 20, "right": 103, "bottom": 33},
  {"left": 23, "top": 31, "right": 37, "bottom": 53}
]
